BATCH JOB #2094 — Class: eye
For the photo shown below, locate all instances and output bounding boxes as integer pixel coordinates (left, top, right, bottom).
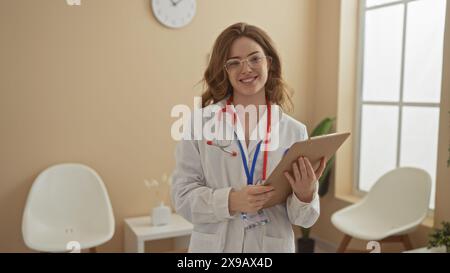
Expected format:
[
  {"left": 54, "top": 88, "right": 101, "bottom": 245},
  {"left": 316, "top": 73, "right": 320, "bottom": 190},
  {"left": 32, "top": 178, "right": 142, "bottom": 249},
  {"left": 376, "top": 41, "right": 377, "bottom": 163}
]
[
  {"left": 249, "top": 55, "right": 263, "bottom": 64},
  {"left": 226, "top": 60, "right": 241, "bottom": 68}
]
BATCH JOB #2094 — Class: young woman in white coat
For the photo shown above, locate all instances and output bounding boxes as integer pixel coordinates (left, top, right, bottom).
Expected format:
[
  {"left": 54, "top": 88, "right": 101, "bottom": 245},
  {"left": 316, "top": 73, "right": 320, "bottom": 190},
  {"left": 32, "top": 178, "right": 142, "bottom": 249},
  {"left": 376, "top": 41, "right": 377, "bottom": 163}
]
[{"left": 172, "top": 22, "right": 326, "bottom": 253}]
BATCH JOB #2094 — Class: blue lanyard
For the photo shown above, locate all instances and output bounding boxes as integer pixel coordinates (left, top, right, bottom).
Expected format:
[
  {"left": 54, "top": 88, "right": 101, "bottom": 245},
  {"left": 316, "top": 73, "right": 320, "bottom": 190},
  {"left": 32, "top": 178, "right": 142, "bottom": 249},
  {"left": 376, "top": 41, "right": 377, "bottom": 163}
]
[{"left": 236, "top": 138, "right": 263, "bottom": 185}]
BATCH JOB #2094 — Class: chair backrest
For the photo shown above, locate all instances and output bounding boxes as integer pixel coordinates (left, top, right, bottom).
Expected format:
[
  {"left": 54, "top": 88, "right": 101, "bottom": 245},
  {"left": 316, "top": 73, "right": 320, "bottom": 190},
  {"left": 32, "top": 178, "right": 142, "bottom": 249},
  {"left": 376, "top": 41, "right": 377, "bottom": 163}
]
[
  {"left": 22, "top": 163, "right": 115, "bottom": 251},
  {"left": 362, "top": 167, "right": 431, "bottom": 226}
]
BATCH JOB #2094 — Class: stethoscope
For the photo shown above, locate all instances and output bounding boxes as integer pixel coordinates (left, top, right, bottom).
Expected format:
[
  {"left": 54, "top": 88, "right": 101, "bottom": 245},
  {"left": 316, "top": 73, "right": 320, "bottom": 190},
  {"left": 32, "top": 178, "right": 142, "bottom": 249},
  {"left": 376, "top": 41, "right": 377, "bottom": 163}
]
[
  {"left": 206, "top": 97, "right": 238, "bottom": 156},
  {"left": 206, "top": 139, "right": 237, "bottom": 156},
  {"left": 207, "top": 96, "right": 272, "bottom": 183}
]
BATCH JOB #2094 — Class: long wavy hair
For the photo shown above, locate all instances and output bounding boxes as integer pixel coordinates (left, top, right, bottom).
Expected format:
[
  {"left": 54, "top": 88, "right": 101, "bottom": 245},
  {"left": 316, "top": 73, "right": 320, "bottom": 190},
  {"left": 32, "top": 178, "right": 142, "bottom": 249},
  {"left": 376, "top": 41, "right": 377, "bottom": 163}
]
[{"left": 201, "top": 22, "right": 293, "bottom": 112}]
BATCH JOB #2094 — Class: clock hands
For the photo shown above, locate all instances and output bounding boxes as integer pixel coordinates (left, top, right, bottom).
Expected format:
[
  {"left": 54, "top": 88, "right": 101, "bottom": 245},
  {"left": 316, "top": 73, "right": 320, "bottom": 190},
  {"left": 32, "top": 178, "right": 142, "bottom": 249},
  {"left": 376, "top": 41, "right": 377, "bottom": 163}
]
[{"left": 170, "top": 0, "right": 184, "bottom": 7}]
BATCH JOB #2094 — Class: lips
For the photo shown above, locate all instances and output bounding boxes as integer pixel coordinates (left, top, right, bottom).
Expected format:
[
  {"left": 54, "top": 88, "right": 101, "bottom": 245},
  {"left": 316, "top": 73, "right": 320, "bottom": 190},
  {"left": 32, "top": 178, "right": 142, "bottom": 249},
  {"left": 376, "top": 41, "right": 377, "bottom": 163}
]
[{"left": 239, "top": 75, "right": 258, "bottom": 84}]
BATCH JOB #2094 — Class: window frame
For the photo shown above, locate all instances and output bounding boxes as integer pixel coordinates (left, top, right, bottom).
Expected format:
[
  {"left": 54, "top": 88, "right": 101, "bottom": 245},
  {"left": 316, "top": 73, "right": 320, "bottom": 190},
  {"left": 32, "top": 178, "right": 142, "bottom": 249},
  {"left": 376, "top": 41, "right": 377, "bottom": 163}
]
[{"left": 353, "top": 0, "right": 443, "bottom": 211}]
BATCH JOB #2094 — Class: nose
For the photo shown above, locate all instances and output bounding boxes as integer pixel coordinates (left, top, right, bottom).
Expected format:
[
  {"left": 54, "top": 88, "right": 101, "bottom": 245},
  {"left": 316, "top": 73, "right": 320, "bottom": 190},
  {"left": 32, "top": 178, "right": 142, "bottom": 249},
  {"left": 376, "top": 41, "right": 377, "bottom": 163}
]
[{"left": 240, "top": 60, "right": 253, "bottom": 73}]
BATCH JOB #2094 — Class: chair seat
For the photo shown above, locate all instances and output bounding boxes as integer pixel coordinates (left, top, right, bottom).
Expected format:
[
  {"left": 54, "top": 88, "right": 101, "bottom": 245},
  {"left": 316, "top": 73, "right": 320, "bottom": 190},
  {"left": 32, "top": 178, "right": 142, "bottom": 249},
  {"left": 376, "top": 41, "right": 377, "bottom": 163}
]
[
  {"left": 331, "top": 206, "right": 415, "bottom": 241},
  {"left": 331, "top": 167, "right": 431, "bottom": 252},
  {"left": 22, "top": 163, "right": 115, "bottom": 252},
  {"left": 26, "top": 228, "right": 110, "bottom": 252}
]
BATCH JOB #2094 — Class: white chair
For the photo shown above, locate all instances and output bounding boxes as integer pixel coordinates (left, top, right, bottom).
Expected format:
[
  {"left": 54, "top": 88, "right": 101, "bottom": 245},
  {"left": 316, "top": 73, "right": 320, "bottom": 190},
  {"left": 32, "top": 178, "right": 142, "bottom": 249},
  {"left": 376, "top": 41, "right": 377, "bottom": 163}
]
[
  {"left": 331, "top": 167, "right": 431, "bottom": 253},
  {"left": 22, "top": 163, "right": 115, "bottom": 252}
]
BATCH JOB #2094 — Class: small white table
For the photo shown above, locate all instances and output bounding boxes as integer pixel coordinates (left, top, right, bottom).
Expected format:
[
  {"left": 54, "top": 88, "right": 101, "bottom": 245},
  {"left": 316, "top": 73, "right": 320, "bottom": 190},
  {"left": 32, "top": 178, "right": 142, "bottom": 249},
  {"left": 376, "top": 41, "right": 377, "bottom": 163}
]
[{"left": 124, "top": 213, "right": 193, "bottom": 253}]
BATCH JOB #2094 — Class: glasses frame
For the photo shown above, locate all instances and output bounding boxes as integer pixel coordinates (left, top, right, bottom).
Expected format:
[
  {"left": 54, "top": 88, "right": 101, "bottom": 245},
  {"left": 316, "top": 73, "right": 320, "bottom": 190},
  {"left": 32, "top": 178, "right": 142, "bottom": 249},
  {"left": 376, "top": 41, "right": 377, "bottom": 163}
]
[{"left": 224, "top": 54, "right": 272, "bottom": 73}]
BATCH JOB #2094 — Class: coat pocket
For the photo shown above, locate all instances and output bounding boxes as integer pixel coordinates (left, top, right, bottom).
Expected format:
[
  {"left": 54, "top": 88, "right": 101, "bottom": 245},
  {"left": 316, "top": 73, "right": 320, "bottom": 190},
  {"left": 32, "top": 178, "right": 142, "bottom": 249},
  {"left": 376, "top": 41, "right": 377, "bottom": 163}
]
[
  {"left": 262, "top": 235, "right": 293, "bottom": 253},
  {"left": 188, "top": 231, "right": 224, "bottom": 253}
]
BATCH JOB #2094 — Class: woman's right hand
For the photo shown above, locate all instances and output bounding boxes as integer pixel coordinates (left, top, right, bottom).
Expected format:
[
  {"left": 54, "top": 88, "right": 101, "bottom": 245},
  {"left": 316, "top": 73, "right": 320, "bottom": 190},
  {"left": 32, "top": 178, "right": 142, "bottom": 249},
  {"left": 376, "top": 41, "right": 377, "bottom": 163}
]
[{"left": 228, "top": 185, "right": 275, "bottom": 214}]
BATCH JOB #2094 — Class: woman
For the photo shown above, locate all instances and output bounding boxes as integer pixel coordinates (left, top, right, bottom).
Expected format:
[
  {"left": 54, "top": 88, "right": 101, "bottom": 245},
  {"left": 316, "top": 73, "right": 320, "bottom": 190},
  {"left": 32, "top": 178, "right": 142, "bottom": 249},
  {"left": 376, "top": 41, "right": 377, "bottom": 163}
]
[{"left": 171, "top": 22, "right": 326, "bottom": 253}]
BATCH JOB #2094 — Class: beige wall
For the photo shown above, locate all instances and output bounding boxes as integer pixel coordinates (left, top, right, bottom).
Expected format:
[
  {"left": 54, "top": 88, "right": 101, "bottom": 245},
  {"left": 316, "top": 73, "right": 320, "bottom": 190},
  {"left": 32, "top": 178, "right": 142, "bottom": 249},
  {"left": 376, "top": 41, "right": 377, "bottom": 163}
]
[
  {"left": 435, "top": 0, "right": 450, "bottom": 228},
  {"left": 1, "top": 0, "right": 449, "bottom": 253},
  {"left": 0, "top": 0, "right": 316, "bottom": 252}
]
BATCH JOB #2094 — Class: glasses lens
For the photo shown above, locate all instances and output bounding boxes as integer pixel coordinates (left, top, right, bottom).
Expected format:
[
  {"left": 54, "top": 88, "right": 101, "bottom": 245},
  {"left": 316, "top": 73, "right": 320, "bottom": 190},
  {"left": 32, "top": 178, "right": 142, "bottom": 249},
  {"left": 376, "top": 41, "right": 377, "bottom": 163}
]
[
  {"left": 226, "top": 60, "right": 241, "bottom": 71},
  {"left": 248, "top": 54, "right": 265, "bottom": 67}
]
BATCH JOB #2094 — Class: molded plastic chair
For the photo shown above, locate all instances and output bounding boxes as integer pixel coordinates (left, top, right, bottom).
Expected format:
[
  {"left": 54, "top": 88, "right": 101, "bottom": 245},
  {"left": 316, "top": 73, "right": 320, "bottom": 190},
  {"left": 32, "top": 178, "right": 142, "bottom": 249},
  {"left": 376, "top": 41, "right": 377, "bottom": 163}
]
[
  {"left": 331, "top": 167, "right": 431, "bottom": 253},
  {"left": 22, "top": 163, "right": 115, "bottom": 252}
]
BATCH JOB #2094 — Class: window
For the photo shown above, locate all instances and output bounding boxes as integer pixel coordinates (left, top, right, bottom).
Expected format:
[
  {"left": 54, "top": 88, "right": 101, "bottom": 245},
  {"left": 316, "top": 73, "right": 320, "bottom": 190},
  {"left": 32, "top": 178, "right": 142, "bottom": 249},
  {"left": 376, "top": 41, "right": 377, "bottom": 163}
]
[{"left": 355, "top": 0, "right": 447, "bottom": 209}]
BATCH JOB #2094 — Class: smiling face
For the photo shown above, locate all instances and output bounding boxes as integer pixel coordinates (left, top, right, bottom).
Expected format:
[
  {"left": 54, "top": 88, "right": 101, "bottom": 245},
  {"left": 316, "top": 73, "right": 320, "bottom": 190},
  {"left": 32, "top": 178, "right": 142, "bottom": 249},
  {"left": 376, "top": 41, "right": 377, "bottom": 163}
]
[{"left": 225, "top": 37, "right": 271, "bottom": 98}]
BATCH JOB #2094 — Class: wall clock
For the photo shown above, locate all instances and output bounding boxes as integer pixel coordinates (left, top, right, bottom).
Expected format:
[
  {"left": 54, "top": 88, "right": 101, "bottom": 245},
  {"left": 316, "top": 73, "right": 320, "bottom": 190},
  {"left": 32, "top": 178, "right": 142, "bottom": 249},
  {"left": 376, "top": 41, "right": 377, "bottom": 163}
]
[{"left": 151, "top": 0, "right": 197, "bottom": 29}]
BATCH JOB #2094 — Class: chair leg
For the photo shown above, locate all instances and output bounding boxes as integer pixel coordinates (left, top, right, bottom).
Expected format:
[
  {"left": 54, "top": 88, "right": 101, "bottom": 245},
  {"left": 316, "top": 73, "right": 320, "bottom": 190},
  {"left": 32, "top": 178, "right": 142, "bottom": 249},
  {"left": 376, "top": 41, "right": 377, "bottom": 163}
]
[
  {"left": 337, "top": 234, "right": 352, "bottom": 253},
  {"left": 401, "top": 235, "right": 413, "bottom": 250},
  {"left": 89, "top": 247, "right": 97, "bottom": 253}
]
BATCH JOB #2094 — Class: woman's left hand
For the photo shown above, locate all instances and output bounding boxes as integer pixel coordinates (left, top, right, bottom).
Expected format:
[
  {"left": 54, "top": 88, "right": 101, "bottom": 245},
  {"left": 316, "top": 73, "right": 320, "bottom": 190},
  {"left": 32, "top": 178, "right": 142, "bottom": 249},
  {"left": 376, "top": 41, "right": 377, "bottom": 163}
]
[{"left": 284, "top": 156, "right": 326, "bottom": 203}]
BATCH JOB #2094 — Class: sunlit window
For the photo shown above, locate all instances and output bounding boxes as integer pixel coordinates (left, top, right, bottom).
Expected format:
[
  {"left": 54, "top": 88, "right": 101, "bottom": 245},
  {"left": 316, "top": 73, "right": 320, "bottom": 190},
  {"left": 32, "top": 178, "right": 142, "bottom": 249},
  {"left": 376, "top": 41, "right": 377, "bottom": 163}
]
[{"left": 356, "top": 0, "right": 447, "bottom": 209}]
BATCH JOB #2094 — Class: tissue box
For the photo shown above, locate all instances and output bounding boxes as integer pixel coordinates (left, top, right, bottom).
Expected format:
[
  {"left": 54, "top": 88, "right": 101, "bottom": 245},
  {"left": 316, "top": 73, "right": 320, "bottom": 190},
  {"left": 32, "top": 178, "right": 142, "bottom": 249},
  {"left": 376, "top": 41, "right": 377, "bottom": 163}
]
[{"left": 152, "top": 204, "right": 171, "bottom": 226}]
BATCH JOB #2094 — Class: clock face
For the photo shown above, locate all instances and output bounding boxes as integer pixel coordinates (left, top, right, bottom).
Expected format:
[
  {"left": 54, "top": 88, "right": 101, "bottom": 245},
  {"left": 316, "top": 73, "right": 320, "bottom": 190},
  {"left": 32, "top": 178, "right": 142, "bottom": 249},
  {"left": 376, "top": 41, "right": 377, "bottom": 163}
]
[{"left": 151, "top": 0, "right": 197, "bottom": 29}]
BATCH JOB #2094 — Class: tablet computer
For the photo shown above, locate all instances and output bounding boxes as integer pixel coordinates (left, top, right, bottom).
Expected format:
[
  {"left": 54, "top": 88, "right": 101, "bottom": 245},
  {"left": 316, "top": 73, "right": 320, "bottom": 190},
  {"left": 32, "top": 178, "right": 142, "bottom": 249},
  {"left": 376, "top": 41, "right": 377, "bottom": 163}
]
[{"left": 263, "top": 132, "right": 351, "bottom": 208}]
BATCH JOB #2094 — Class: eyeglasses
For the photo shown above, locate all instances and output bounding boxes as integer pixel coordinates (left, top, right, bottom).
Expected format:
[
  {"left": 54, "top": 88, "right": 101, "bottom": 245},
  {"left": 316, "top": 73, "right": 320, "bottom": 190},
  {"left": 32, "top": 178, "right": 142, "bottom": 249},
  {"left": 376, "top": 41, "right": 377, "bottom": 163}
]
[{"left": 224, "top": 53, "right": 271, "bottom": 73}]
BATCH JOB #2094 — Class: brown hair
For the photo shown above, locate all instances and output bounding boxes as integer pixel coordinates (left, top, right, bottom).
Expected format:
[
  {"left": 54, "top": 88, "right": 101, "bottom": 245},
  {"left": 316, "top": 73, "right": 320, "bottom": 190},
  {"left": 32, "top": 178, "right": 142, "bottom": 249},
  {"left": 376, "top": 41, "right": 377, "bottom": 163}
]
[{"left": 201, "top": 22, "right": 293, "bottom": 112}]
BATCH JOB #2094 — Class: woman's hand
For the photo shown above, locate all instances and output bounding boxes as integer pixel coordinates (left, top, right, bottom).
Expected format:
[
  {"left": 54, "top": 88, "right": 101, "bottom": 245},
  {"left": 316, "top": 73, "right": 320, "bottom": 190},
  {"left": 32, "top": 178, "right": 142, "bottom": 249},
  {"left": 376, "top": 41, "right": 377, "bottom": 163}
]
[
  {"left": 229, "top": 185, "right": 275, "bottom": 214},
  {"left": 284, "top": 156, "right": 326, "bottom": 203}
]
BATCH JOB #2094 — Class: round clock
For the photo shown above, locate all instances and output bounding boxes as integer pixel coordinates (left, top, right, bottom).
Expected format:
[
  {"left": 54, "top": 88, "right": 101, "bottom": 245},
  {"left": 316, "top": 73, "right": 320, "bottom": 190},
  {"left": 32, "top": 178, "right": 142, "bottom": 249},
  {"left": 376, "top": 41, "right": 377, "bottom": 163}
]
[{"left": 151, "top": 0, "right": 197, "bottom": 29}]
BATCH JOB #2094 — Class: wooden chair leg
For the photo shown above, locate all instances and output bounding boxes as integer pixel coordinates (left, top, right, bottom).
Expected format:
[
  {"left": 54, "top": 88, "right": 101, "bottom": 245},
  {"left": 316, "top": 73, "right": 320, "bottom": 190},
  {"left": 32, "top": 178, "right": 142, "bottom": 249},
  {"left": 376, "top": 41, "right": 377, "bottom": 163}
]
[
  {"left": 89, "top": 247, "right": 97, "bottom": 253},
  {"left": 337, "top": 234, "right": 352, "bottom": 253},
  {"left": 401, "top": 235, "right": 413, "bottom": 250}
]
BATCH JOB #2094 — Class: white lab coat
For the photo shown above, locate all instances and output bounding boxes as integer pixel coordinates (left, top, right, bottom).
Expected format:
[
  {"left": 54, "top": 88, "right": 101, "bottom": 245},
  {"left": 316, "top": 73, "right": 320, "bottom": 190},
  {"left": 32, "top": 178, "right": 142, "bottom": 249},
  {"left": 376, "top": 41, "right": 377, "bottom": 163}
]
[{"left": 171, "top": 97, "right": 320, "bottom": 253}]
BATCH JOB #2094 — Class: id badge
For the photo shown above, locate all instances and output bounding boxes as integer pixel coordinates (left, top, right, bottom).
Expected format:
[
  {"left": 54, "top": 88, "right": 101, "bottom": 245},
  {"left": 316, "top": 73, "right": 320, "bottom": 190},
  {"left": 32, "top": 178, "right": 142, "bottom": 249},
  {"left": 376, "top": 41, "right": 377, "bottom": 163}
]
[
  {"left": 240, "top": 178, "right": 271, "bottom": 230},
  {"left": 241, "top": 210, "right": 269, "bottom": 230}
]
